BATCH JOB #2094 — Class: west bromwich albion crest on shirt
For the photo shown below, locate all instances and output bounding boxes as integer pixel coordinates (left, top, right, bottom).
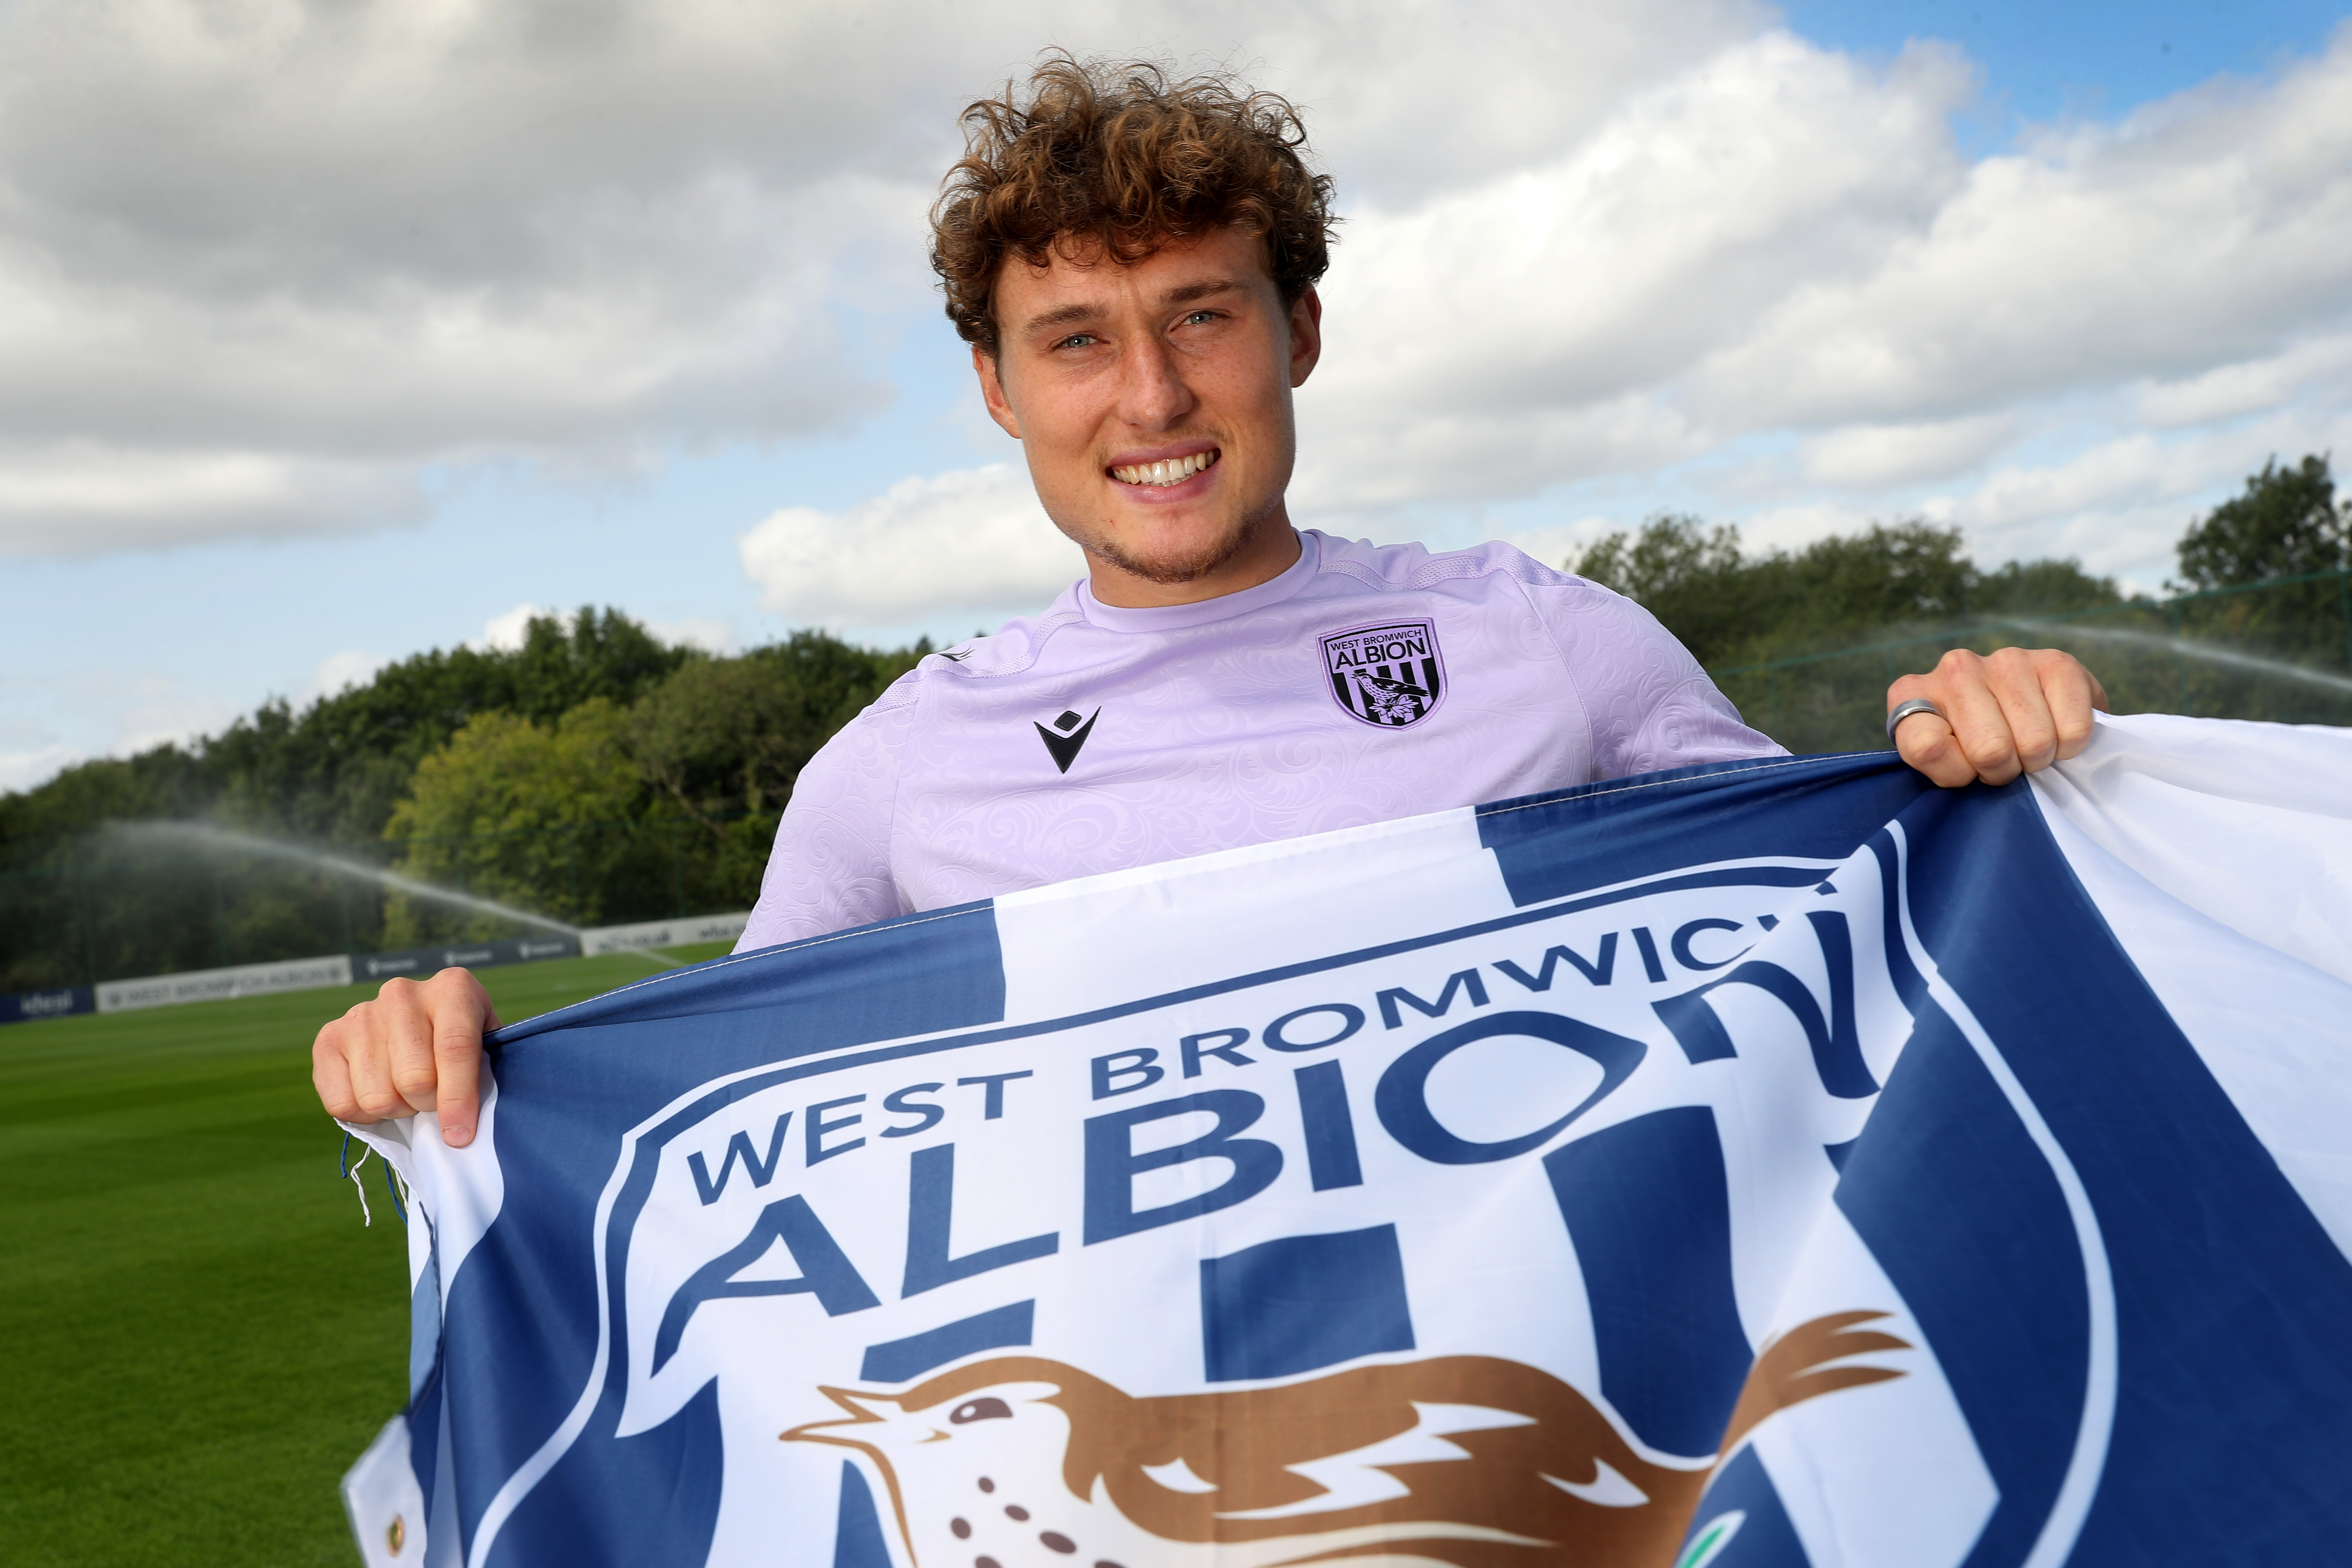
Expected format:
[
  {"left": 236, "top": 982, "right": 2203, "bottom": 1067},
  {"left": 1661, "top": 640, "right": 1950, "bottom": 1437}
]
[{"left": 1321, "top": 618, "right": 1447, "bottom": 728}]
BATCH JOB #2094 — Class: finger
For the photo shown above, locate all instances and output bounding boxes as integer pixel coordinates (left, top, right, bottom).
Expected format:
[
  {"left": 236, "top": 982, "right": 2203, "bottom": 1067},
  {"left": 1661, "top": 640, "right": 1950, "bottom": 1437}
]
[
  {"left": 383, "top": 977, "right": 444, "bottom": 1118},
  {"left": 344, "top": 985, "right": 418, "bottom": 1121},
  {"left": 312, "top": 1023, "right": 369, "bottom": 1124},
  {"left": 1983, "top": 647, "right": 2061, "bottom": 775},
  {"left": 1923, "top": 649, "right": 2025, "bottom": 786},
  {"left": 2031, "top": 649, "right": 2104, "bottom": 760},
  {"left": 1942, "top": 662, "right": 2023, "bottom": 785},
  {"left": 426, "top": 968, "right": 496, "bottom": 1148},
  {"left": 1889, "top": 658, "right": 2005, "bottom": 787},
  {"left": 1887, "top": 671, "right": 1976, "bottom": 787},
  {"left": 1891, "top": 709, "right": 1975, "bottom": 787}
]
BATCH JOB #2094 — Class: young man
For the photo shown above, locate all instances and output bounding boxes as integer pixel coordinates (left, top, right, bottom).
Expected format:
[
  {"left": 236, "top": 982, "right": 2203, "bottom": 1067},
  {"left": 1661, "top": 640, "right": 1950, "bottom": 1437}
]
[{"left": 314, "top": 59, "right": 2104, "bottom": 1146}]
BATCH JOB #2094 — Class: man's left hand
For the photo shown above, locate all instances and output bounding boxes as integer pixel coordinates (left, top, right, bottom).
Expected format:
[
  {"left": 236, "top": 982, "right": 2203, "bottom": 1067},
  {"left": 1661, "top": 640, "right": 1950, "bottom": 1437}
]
[{"left": 1886, "top": 647, "right": 2109, "bottom": 787}]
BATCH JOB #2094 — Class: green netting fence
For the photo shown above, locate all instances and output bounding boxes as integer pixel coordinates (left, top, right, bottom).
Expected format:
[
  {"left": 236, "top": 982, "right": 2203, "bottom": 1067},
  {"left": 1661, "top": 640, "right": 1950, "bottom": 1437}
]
[{"left": 1709, "top": 567, "right": 2352, "bottom": 756}]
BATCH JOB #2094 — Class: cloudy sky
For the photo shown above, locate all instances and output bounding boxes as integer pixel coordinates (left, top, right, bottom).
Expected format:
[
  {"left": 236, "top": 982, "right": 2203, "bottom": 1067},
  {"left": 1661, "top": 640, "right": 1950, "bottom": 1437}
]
[{"left": 5, "top": 0, "right": 2349, "bottom": 792}]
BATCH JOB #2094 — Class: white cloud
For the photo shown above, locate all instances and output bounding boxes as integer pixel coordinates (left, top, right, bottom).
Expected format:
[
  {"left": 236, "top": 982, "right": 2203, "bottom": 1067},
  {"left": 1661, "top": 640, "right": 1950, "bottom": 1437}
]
[
  {"left": 2134, "top": 329, "right": 2352, "bottom": 428},
  {"left": 1487, "top": 517, "right": 1626, "bottom": 576},
  {"left": 108, "top": 673, "right": 240, "bottom": 758},
  {"left": 1688, "top": 44, "right": 2352, "bottom": 431},
  {"left": 0, "top": 665, "right": 239, "bottom": 792},
  {"left": 701, "top": 9, "right": 2352, "bottom": 625},
  {"left": 1798, "top": 415, "right": 2016, "bottom": 489},
  {"left": 1299, "top": 29, "right": 1976, "bottom": 505},
  {"left": 0, "top": 739, "right": 82, "bottom": 794},
  {"left": 739, "top": 463, "right": 1081, "bottom": 630},
  {"left": 473, "top": 603, "right": 553, "bottom": 652},
  {"left": 648, "top": 616, "right": 737, "bottom": 653},
  {"left": 2, "top": 0, "right": 2348, "bottom": 644},
  {"left": 1289, "top": 18, "right": 2352, "bottom": 589},
  {"left": 298, "top": 649, "right": 392, "bottom": 704}
]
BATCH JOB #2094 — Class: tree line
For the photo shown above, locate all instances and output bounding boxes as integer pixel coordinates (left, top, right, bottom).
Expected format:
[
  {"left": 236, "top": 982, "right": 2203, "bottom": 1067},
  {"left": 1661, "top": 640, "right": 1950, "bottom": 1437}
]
[
  {"left": 1566, "top": 453, "right": 2346, "bottom": 671},
  {"left": 0, "top": 453, "right": 2342, "bottom": 989}
]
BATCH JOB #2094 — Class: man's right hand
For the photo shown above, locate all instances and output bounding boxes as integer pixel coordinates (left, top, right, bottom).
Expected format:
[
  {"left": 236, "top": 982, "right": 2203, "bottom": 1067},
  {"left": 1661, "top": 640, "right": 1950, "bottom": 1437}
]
[{"left": 312, "top": 968, "right": 501, "bottom": 1147}]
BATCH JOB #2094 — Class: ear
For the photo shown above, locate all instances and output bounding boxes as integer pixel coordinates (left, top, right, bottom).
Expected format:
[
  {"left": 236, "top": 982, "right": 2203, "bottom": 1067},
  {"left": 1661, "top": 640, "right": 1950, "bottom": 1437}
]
[
  {"left": 974, "top": 343, "right": 1023, "bottom": 440},
  {"left": 1287, "top": 285, "right": 1324, "bottom": 389}
]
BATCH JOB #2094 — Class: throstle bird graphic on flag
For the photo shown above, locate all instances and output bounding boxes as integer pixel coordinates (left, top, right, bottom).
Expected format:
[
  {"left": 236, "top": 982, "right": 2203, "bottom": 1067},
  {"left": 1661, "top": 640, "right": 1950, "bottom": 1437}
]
[{"left": 783, "top": 1312, "right": 1907, "bottom": 1568}]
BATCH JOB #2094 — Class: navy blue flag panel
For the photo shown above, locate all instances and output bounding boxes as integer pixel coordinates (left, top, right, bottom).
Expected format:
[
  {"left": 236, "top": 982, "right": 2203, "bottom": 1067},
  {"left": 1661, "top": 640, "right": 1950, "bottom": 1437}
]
[{"left": 340, "top": 714, "right": 2352, "bottom": 1568}]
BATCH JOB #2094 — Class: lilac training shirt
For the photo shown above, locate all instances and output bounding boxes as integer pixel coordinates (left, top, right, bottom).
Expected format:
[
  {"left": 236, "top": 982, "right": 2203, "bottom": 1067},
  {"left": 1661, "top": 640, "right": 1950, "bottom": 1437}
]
[{"left": 738, "top": 530, "right": 1783, "bottom": 948}]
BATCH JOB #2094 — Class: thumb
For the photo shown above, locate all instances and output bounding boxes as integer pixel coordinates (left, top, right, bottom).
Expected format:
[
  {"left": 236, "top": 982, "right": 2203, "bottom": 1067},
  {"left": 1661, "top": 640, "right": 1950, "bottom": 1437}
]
[{"left": 435, "top": 1025, "right": 484, "bottom": 1148}]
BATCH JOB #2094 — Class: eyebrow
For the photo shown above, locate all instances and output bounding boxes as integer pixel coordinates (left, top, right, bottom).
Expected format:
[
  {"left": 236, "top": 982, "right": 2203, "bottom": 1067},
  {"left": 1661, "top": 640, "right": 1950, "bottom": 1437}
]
[
  {"left": 1161, "top": 278, "right": 1244, "bottom": 307},
  {"left": 1014, "top": 302, "right": 1096, "bottom": 337},
  {"left": 1015, "top": 279, "right": 1247, "bottom": 340}
]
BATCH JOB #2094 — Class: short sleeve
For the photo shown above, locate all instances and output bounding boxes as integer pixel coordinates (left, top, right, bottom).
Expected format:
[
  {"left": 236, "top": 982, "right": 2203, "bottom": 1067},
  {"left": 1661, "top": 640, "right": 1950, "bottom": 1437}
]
[
  {"left": 734, "top": 697, "right": 915, "bottom": 950},
  {"left": 1525, "top": 576, "right": 1786, "bottom": 779}
]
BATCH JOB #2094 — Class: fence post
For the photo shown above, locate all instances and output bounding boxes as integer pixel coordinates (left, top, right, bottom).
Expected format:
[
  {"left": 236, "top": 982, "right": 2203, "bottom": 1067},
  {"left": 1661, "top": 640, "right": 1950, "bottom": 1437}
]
[
  {"left": 337, "top": 872, "right": 355, "bottom": 956},
  {"left": 2337, "top": 567, "right": 2351, "bottom": 676},
  {"left": 670, "top": 818, "right": 685, "bottom": 919},
  {"left": 2168, "top": 601, "right": 2189, "bottom": 714},
  {"left": 78, "top": 859, "right": 101, "bottom": 987},
  {"left": 567, "top": 826, "right": 582, "bottom": 925},
  {"left": 212, "top": 860, "right": 232, "bottom": 969}
]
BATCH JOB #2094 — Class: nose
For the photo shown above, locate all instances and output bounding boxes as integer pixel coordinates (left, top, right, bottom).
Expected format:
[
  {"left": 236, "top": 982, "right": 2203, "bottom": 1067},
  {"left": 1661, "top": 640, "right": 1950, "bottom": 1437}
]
[{"left": 1114, "top": 331, "right": 1196, "bottom": 431}]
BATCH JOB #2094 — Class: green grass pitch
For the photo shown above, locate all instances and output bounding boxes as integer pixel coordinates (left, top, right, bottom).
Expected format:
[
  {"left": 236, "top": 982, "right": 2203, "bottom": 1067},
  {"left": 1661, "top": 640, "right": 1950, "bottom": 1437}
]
[{"left": 0, "top": 943, "right": 734, "bottom": 1565}]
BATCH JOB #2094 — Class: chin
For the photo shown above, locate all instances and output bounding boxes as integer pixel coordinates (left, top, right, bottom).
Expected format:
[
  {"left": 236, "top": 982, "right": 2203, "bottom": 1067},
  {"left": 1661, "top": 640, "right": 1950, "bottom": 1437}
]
[
  {"left": 1089, "top": 529, "right": 1247, "bottom": 585},
  {"left": 1074, "top": 499, "right": 1276, "bottom": 586}
]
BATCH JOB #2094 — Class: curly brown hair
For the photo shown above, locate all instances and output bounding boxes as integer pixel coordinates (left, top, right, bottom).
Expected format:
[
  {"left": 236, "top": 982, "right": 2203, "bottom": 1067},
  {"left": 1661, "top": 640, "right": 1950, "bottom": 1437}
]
[{"left": 931, "top": 55, "right": 1337, "bottom": 355}]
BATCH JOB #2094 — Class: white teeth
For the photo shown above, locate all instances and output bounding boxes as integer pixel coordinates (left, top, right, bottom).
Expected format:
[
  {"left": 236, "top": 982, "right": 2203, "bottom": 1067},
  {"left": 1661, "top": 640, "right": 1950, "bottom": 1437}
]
[{"left": 1112, "top": 450, "right": 1218, "bottom": 487}]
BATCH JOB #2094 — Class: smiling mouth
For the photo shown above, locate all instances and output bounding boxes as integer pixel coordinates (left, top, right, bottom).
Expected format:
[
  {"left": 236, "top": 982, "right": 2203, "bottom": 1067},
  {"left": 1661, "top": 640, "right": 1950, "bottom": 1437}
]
[{"left": 1110, "top": 449, "right": 1219, "bottom": 487}]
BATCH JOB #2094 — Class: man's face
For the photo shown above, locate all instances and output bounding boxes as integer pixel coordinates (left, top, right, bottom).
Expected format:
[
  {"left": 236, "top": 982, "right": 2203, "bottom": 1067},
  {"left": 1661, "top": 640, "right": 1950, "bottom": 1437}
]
[{"left": 976, "top": 224, "right": 1322, "bottom": 603}]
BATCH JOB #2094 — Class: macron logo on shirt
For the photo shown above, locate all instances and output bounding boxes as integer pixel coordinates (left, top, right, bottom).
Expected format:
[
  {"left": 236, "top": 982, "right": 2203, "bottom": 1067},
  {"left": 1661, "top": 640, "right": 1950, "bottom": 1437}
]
[{"left": 1035, "top": 708, "right": 1100, "bottom": 773}]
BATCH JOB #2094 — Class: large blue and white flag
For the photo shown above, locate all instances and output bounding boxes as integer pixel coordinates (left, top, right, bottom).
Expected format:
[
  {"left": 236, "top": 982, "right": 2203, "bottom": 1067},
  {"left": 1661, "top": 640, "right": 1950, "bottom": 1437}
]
[{"left": 341, "top": 714, "right": 2352, "bottom": 1568}]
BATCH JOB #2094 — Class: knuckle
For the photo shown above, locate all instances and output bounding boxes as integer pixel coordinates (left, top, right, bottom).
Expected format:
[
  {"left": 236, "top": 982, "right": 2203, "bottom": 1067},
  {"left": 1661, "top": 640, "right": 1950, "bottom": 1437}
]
[
  {"left": 1906, "top": 728, "right": 1955, "bottom": 763},
  {"left": 391, "top": 1064, "right": 439, "bottom": 1099},
  {"left": 355, "top": 1087, "right": 407, "bottom": 1119},
  {"left": 1963, "top": 735, "right": 2014, "bottom": 772}
]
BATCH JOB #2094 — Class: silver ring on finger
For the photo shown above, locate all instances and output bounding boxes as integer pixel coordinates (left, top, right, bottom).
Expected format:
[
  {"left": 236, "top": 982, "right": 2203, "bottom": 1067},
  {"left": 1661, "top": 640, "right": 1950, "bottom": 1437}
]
[{"left": 1886, "top": 697, "right": 1945, "bottom": 744}]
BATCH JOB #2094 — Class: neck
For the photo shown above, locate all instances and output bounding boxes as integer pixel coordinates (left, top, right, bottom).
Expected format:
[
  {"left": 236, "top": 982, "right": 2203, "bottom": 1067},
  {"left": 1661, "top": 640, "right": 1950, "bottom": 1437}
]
[{"left": 1084, "top": 511, "right": 1305, "bottom": 610}]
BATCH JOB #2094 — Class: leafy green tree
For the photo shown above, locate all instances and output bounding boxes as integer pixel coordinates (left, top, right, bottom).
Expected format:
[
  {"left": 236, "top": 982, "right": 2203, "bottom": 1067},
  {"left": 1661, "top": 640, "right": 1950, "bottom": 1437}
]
[
  {"left": 2174, "top": 455, "right": 2346, "bottom": 589},
  {"left": 628, "top": 631, "right": 931, "bottom": 910},
  {"left": 1973, "top": 559, "right": 2131, "bottom": 617},
  {"left": 2170, "top": 454, "right": 2351, "bottom": 673},
  {"left": 631, "top": 633, "right": 928, "bottom": 825},
  {"left": 1568, "top": 516, "right": 2117, "bottom": 669},
  {"left": 381, "top": 698, "right": 645, "bottom": 939}
]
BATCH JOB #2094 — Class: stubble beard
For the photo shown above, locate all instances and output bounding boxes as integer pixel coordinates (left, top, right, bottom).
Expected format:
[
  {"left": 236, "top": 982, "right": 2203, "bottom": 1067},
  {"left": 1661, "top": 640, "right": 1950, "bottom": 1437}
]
[{"left": 1062, "top": 491, "right": 1283, "bottom": 587}]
